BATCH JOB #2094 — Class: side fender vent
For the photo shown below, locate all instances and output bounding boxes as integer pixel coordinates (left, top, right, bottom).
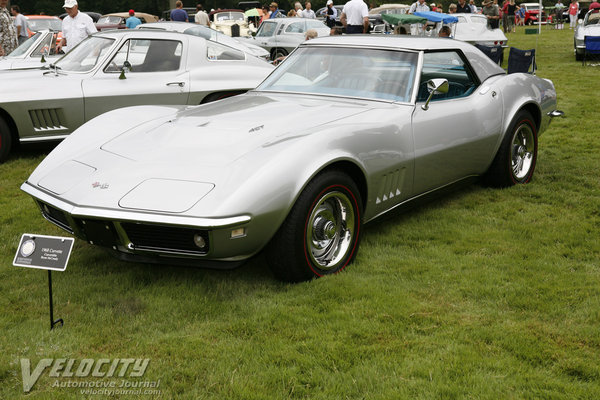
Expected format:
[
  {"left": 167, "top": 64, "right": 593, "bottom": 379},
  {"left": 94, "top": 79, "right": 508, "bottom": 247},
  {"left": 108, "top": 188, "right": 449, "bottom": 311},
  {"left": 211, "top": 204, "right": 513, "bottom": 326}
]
[
  {"left": 29, "top": 109, "right": 67, "bottom": 132},
  {"left": 376, "top": 169, "right": 405, "bottom": 205}
]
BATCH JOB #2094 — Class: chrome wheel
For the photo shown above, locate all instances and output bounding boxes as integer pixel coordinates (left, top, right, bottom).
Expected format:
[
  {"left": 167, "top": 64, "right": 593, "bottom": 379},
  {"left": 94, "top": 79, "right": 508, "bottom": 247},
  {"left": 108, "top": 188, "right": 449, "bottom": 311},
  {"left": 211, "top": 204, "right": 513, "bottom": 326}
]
[
  {"left": 306, "top": 191, "right": 356, "bottom": 271},
  {"left": 511, "top": 123, "right": 535, "bottom": 180}
]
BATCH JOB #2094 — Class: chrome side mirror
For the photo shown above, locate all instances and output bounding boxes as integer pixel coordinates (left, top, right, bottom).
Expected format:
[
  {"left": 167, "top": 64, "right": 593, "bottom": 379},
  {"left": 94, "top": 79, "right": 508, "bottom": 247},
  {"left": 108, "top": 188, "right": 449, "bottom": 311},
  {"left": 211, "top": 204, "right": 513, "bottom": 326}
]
[{"left": 421, "top": 78, "right": 449, "bottom": 111}]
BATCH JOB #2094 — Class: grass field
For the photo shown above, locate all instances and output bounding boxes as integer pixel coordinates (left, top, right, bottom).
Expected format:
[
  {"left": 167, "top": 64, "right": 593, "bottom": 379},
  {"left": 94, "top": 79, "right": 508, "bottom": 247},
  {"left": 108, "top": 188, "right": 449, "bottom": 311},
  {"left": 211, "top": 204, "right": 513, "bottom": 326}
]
[{"left": 1, "top": 26, "right": 599, "bottom": 399}]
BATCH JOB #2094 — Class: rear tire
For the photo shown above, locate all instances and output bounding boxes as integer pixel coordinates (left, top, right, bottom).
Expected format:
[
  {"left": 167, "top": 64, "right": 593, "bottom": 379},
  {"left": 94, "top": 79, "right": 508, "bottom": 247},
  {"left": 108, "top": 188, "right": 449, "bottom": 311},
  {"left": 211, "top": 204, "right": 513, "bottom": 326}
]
[
  {"left": 271, "top": 48, "right": 288, "bottom": 61},
  {"left": 484, "top": 110, "right": 537, "bottom": 187},
  {"left": 0, "top": 117, "right": 13, "bottom": 163},
  {"left": 266, "top": 170, "right": 362, "bottom": 282}
]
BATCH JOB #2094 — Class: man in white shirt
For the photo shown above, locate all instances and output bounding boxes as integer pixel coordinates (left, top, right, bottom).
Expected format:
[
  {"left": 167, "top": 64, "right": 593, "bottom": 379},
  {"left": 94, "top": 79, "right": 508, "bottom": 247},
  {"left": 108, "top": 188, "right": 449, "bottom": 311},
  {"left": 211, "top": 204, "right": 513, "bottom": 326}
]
[
  {"left": 341, "top": 0, "right": 369, "bottom": 34},
  {"left": 301, "top": 2, "right": 316, "bottom": 18},
  {"left": 56, "top": 0, "right": 97, "bottom": 53},
  {"left": 409, "top": 0, "right": 430, "bottom": 13},
  {"left": 194, "top": 4, "right": 210, "bottom": 26},
  {"left": 10, "top": 5, "right": 28, "bottom": 45}
]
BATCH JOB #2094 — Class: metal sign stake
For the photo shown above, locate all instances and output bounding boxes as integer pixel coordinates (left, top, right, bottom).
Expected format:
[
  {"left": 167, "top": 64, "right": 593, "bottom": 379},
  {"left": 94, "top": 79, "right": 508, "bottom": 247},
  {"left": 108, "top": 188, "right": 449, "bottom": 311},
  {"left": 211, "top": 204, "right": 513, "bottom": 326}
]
[{"left": 48, "top": 270, "right": 64, "bottom": 330}]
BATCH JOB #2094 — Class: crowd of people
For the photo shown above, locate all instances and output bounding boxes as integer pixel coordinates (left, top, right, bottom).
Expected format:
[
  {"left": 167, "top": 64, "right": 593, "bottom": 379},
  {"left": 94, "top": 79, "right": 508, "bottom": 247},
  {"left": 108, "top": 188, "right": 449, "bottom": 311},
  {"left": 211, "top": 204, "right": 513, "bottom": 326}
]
[{"left": 1, "top": 0, "right": 599, "bottom": 57}]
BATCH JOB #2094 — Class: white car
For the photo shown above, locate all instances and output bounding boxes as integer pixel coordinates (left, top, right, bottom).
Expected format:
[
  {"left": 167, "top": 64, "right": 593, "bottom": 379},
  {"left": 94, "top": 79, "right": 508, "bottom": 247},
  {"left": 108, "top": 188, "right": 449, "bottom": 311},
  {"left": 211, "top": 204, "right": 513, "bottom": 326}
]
[
  {"left": 240, "top": 18, "right": 330, "bottom": 60},
  {"left": 574, "top": 9, "right": 600, "bottom": 61},
  {"left": 139, "top": 21, "right": 270, "bottom": 61},
  {"left": 453, "top": 13, "right": 508, "bottom": 47},
  {"left": 210, "top": 10, "right": 254, "bottom": 37},
  {"left": 0, "top": 30, "right": 61, "bottom": 71}
]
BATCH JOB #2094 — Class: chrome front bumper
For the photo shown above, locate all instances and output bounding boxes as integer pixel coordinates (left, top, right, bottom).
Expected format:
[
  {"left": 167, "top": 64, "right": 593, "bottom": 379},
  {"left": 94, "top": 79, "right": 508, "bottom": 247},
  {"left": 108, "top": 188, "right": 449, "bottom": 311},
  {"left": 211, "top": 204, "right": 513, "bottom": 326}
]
[{"left": 21, "top": 181, "right": 258, "bottom": 263}]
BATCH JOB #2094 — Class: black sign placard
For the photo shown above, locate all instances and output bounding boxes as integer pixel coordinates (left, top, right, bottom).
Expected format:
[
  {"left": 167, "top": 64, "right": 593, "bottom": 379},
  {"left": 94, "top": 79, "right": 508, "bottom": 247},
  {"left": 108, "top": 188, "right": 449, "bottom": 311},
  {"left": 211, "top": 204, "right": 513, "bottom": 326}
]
[{"left": 13, "top": 234, "right": 74, "bottom": 271}]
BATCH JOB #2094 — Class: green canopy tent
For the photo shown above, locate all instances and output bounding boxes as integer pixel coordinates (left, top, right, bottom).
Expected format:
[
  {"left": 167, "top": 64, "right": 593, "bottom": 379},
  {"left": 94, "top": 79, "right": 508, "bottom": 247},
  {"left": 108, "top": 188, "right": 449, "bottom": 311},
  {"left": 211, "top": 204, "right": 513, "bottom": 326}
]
[{"left": 381, "top": 13, "right": 428, "bottom": 26}]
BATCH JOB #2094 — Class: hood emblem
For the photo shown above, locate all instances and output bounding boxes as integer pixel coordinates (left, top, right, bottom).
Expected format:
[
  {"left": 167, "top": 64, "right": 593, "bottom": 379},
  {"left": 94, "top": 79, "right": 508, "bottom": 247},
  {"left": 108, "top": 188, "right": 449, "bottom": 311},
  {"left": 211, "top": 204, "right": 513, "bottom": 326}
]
[
  {"left": 249, "top": 125, "right": 264, "bottom": 133},
  {"left": 92, "top": 182, "right": 110, "bottom": 189}
]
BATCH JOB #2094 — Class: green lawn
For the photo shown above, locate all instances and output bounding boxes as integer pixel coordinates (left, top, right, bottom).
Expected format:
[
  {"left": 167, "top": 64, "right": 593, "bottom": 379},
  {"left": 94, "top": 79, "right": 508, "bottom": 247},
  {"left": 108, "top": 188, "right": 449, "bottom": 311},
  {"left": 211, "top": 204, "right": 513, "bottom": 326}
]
[{"left": 1, "top": 27, "right": 599, "bottom": 399}]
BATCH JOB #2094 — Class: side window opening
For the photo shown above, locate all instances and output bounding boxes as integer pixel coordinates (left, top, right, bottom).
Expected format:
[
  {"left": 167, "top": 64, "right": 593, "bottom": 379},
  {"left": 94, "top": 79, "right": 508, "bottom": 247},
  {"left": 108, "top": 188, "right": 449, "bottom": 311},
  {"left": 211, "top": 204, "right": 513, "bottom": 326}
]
[
  {"left": 417, "top": 50, "right": 479, "bottom": 102},
  {"left": 104, "top": 39, "right": 182, "bottom": 73}
]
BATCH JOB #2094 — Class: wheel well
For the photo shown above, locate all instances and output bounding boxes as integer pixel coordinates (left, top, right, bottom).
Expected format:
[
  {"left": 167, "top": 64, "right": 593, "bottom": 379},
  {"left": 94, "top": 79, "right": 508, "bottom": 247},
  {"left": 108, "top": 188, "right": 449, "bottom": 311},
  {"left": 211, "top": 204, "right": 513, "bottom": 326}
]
[
  {"left": 320, "top": 161, "right": 368, "bottom": 211},
  {"left": 200, "top": 90, "right": 246, "bottom": 104},
  {"left": 520, "top": 103, "right": 541, "bottom": 133},
  {"left": 0, "top": 108, "right": 19, "bottom": 145}
]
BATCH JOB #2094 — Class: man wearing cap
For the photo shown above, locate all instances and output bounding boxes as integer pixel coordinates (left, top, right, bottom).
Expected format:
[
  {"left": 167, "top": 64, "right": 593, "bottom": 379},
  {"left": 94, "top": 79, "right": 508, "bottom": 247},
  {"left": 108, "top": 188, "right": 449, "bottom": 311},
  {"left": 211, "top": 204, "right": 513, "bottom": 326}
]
[
  {"left": 481, "top": 0, "right": 500, "bottom": 28},
  {"left": 341, "top": 0, "right": 369, "bottom": 33},
  {"left": 268, "top": 2, "right": 285, "bottom": 18},
  {"left": 57, "top": 0, "right": 97, "bottom": 53},
  {"left": 321, "top": 0, "right": 338, "bottom": 28},
  {"left": 126, "top": 10, "right": 142, "bottom": 29},
  {"left": 456, "top": 0, "right": 472, "bottom": 13}
]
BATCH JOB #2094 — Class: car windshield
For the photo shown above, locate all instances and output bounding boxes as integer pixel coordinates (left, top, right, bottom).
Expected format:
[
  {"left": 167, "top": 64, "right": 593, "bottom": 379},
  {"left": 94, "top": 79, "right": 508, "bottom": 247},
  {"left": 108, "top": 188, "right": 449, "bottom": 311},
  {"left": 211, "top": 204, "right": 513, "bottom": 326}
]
[
  {"left": 256, "top": 21, "right": 277, "bottom": 37},
  {"left": 214, "top": 12, "right": 245, "bottom": 21},
  {"left": 584, "top": 11, "right": 600, "bottom": 26},
  {"left": 98, "top": 16, "right": 122, "bottom": 24},
  {"left": 526, "top": 5, "right": 540, "bottom": 10},
  {"left": 7, "top": 32, "right": 43, "bottom": 57},
  {"left": 27, "top": 18, "right": 62, "bottom": 31},
  {"left": 257, "top": 46, "right": 418, "bottom": 102},
  {"left": 54, "top": 36, "right": 115, "bottom": 72}
]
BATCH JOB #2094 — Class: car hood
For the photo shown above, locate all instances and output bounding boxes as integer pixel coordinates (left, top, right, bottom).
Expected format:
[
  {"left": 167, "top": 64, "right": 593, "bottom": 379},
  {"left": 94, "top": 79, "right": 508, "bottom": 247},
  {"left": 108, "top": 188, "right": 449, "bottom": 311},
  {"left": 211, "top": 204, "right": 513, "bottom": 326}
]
[
  {"left": 100, "top": 93, "right": 370, "bottom": 166},
  {"left": 30, "top": 93, "right": 382, "bottom": 213}
]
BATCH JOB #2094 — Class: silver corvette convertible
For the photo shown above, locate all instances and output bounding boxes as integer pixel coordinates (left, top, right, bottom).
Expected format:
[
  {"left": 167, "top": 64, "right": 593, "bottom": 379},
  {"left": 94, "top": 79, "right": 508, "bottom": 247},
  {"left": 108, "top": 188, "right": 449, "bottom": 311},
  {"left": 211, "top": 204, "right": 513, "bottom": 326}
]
[
  {"left": 22, "top": 36, "right": 562, "bottom": 282},
  {"left": 0, "top": 29, "right": 273, "bottom": 162}
]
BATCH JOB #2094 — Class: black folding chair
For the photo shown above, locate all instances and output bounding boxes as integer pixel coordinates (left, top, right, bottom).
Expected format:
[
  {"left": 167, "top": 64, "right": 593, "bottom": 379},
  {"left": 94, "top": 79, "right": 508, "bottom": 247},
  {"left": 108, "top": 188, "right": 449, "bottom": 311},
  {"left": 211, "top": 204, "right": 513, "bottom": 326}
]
[
  {"left": 583, "top": 36, "right": 600, "bottom": 66},
  {"left": 507, "top": 47, "right": 536, "bottom": 74},
  {"left": 474, "top": 44, "right": 504, "bottom": 66}
]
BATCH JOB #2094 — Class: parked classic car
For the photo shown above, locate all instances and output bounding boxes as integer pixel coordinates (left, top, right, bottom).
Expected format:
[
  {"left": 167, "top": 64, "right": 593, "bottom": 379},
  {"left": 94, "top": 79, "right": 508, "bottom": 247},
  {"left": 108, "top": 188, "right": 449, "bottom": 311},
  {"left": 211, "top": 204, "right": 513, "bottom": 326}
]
[
  {"left": 21, "top": 36, "right": 562, "bottom": 282},
  {"left": 368, "top": 4, "right": 411, "bottom": 33},
  {"left": 139, "top": 21, "right": 270, "bottom": 60},
  {"left": 239, "top": 18, "right": 330, "bottom": 60},
  {"left": 58, "top": 11, "right": 102, "bottom": 22},
  {"left": 25, "top": 15, "right": 62, "bottom": 36},
  {"left": 209, "top": 10, "right": 254, "bottom": 37},
  {"left": 0, "top": 30, "right": 61, "bottom": 70},
  {"left": 453, "top": 13, "right": 508, "bottom": 47},
  {"left": 0, "top": 29, "right": 273, "bottom": 162},
  {"left": 574, "top": 8, "right": 600, "bottom": 60},
  {"left": 521, "top": 3, "right": 550, "bottom": 25},
  {"left": 95, "top": 12, "right": 159, "bottom": 31}
]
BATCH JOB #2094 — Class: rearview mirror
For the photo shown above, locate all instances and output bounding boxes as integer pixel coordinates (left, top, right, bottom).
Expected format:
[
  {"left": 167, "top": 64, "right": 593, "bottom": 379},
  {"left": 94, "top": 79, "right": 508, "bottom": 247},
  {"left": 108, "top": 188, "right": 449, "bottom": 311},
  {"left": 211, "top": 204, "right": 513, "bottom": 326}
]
[{"left": 421, "top": 78, "right": 449, "bottom": 111}]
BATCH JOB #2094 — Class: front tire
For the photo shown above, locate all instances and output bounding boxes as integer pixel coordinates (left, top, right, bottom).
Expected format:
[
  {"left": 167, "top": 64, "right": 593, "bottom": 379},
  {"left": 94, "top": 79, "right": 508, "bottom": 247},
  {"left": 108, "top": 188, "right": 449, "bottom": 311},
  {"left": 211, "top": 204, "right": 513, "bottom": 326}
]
[
  {"left": 266, "top": 170, "right": 362, "bottom": 282},
  {"left": 0, "top": 117, "right": 13, "bottom": 163},
  {"left": 484, "top": 110, "right": 537, "bottom": 187}
]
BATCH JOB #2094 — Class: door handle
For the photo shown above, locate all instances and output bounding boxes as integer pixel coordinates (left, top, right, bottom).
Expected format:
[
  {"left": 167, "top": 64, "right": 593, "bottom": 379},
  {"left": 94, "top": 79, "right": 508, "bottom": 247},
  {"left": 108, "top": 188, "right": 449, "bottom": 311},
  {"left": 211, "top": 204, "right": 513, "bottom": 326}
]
[{"left": 166, "top": 82, "right": 185, "bottom": 87}]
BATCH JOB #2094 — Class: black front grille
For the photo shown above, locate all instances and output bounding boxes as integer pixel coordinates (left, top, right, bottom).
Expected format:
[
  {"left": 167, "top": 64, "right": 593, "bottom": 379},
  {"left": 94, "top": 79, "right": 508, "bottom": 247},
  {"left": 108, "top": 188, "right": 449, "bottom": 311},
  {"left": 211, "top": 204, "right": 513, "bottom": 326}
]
[
  {"left": 121, "top": 223, "right": 209, "bottom": 254},
  {"left": 38, "top": 201, "right": 72, "bottom": 232}
]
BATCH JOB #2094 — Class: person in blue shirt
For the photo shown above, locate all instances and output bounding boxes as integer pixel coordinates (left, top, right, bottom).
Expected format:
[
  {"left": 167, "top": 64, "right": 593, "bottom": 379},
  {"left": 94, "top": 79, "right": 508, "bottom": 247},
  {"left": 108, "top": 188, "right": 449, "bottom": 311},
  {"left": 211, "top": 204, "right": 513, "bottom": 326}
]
[
  {"left": 125, "top": 10, "right": 142, "bottom": 29},
  {"left": 170, "top": 1, "right": 189, "bottom": 22}
]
